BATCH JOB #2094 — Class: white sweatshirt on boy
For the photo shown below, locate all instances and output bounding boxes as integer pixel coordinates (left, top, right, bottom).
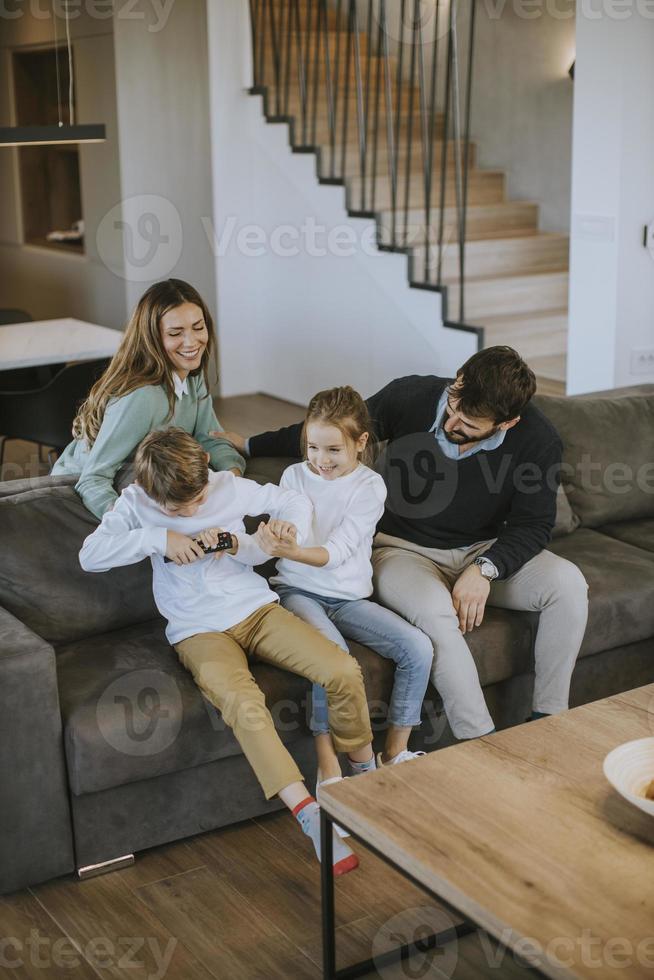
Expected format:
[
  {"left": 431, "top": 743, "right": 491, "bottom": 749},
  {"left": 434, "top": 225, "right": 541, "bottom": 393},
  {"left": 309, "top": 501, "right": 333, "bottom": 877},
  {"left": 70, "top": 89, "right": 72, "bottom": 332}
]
[
  {"left": 271, "top": 461, "right": 387, "bottom": 601},
  {"left": 79, "top": 470, "right": 312, "bottom": 645}
]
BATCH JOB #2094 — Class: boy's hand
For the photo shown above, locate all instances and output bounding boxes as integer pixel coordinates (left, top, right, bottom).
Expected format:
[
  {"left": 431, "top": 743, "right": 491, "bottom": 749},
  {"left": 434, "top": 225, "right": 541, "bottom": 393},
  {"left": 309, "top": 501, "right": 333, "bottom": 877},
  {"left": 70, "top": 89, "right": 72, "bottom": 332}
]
[
  {"left": 165, "top": 531, "right": 205, "bottom": 566},
  {"left": 267, "top": 519, "right": 297, "bottom": 543},
  {"left": 255, "top": 521, "right": 298, "bottom": 559},
  {"left": 196, "top": 526, "right": 236, "bottom": 559},
  {"left": 211, "top": 430, "right": 247, "bottom": 455}
]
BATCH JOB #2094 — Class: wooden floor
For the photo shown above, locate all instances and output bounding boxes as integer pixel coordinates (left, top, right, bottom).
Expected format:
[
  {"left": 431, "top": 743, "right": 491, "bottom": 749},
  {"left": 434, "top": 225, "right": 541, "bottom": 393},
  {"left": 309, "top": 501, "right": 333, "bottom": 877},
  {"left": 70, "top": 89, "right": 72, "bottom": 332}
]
[
  {"left": 1, "top": 391, "right": 541, "bottom": 978},
  {"left": 2, "top": 810, "right": 534, "bottom": 980}
]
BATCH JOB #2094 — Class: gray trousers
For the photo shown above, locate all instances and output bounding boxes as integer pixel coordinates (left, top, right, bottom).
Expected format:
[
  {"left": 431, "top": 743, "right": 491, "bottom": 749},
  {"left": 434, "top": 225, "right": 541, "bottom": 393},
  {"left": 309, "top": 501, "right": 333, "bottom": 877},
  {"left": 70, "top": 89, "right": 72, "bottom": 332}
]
[{"left": 372, "top": 532, "right": 589, "bottom": 739}]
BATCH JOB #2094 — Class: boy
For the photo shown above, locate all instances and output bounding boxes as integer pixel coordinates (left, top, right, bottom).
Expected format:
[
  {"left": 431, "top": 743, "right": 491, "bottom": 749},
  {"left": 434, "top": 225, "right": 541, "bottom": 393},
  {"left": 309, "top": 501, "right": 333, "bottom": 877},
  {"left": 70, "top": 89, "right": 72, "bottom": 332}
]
[{"left": 80, "top": 427, "right": 376, "bottom": 875}]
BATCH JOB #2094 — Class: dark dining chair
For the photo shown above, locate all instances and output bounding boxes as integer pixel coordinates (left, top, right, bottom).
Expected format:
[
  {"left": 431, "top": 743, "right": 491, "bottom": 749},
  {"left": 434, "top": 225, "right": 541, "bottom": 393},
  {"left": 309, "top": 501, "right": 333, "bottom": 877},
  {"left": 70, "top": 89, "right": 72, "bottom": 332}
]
[{"left": 0, "top": 358, "right": 109, "bottom": 467}]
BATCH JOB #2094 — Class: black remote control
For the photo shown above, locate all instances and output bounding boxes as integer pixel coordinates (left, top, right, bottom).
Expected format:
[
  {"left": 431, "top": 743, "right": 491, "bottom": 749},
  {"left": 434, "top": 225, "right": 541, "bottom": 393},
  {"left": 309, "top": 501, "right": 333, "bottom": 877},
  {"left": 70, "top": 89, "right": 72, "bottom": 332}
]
[{"left": 164, "top": 531, "right": 233, "bottom": 563}]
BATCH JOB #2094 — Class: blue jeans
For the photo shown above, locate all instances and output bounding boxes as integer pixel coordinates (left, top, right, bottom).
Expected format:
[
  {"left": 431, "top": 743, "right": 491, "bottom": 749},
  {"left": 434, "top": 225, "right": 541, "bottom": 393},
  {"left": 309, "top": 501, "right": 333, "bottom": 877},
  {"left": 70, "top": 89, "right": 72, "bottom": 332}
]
[{"left": 275, "top": 585, "right": 433, "bottom": 735}]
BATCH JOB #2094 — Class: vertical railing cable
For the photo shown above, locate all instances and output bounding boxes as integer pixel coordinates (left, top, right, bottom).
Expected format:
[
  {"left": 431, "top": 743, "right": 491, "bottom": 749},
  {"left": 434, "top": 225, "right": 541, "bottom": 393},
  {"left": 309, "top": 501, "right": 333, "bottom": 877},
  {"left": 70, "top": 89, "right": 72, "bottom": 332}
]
[
  {"left": 436, "top": 6, "right": 454, "bottom": 287},
  {"left": 340, "top": 0, "right": 354, "bottom": 180},
  {"left": 391, "top": 0, "right": 406, "bottom": 248},
  {"left": 352, "top": 2, "right": 367, "bottom": 210},
  {"left": 460, "top": 0, "right": 477, "bottom": 324},
  {"left": 402, "top": 0, "right": 419, "bottom": 247}
]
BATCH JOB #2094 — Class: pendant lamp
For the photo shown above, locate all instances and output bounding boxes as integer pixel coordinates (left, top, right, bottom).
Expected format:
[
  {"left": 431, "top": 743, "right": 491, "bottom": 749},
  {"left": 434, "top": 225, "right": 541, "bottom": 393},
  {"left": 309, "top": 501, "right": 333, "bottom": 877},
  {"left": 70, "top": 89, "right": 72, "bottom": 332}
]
[{"left": 0, "top": 2, "right": 106, "bottom": 147}]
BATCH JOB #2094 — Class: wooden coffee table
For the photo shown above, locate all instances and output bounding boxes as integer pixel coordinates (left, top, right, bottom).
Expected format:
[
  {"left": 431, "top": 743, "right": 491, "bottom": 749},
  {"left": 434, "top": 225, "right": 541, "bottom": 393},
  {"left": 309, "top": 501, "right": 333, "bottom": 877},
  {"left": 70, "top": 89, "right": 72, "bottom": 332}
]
[{"left": 319, "top": 686, "right": 654, "bottom": 979}]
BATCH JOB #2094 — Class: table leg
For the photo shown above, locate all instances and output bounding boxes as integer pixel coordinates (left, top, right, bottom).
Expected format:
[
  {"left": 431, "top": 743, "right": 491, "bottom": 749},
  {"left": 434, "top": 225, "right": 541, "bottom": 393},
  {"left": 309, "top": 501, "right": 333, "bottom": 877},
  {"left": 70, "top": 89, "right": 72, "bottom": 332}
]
[{"left": 321, "top": 807, "right": 336, "bottom": 979}]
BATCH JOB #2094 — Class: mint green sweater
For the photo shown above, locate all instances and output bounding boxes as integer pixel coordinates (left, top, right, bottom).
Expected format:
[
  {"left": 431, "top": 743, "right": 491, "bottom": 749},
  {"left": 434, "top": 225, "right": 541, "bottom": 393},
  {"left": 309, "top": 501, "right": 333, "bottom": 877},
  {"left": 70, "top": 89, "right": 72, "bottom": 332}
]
[{"left": 52, "top": 376, "right": 245, "bottom": 519}]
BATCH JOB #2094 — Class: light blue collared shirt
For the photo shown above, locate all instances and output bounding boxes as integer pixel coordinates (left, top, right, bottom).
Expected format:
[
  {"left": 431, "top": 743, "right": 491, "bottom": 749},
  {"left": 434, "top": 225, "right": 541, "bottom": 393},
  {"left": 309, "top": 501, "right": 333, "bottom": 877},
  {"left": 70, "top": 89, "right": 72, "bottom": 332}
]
[{"left": 430, "top": 387, "right": 507, "bottom": 460}]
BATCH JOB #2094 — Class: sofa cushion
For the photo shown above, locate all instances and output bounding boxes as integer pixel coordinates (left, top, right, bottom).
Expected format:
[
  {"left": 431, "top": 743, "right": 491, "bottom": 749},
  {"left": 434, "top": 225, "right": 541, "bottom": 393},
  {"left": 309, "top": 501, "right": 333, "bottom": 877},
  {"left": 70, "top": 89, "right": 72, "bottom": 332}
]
[
  {"left": 552, "top": 485, "right": 580, "bottom": 538},
  {"left": 535, "top": 392, "right": 654, "bottom": 527},
  {"left": 547, "top": 528, "right": 654, "bottom": 656},
  {"left": 595, "top": 518, "right": 654, "bottom": 555},
  {"left": 56, "top": 619, "right": 316, "bottom": 796},
  {"left": 0, "top": 483, "right": 157, "bottom": 645}
]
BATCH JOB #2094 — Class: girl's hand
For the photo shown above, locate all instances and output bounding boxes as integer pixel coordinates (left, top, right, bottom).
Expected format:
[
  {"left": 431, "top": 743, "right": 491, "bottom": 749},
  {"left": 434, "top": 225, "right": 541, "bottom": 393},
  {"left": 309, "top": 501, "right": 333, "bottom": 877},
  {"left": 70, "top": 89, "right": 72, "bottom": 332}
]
[
  {"left": 267, "top": 519, "right": 297, "bottom": 543},
  {"left": 165, "top": 531, "right": 205, "bottom": 566},
  {"left": 211, "top": 430, "right": 247, "bottom": 454},
  {"left": 255, "top": 521, "right": 298, "bottom": 559}
]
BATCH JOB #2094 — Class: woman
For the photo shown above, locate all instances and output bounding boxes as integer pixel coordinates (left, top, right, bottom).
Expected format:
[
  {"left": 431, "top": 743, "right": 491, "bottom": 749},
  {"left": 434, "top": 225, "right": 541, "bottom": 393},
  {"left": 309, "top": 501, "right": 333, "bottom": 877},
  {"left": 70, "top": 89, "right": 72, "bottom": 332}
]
[{"left": 53, "top": 279, "right": 245, "bottom": 518}]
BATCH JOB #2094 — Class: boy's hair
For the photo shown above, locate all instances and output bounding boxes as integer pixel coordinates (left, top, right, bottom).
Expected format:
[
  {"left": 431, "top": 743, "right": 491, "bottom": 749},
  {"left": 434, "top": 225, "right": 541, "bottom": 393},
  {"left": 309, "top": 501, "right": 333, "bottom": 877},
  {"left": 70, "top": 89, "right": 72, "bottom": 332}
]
[
  {"left": 455, "top": 345, "right": 537, "bottom": 423},
  {"left": 134, "top": 427, "right": 209, "bottom": 506},
  {"left": 302, "top": 386, "right": 375, "bottom": 466}
]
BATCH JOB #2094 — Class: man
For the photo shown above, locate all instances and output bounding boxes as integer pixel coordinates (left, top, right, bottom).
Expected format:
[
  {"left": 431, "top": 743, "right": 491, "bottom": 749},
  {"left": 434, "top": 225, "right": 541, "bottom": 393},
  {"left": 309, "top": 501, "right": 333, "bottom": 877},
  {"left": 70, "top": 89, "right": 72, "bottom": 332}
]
[{"left": 218, "top": 346, "right": 589, "bottom": 739}]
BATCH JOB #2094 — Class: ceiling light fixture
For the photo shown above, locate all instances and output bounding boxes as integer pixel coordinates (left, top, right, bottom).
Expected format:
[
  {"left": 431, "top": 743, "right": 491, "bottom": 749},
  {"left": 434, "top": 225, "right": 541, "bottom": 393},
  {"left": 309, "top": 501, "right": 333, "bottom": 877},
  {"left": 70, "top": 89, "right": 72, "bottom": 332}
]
[{"left": 0, "top": 1, "right": 106, "bottom": 147}]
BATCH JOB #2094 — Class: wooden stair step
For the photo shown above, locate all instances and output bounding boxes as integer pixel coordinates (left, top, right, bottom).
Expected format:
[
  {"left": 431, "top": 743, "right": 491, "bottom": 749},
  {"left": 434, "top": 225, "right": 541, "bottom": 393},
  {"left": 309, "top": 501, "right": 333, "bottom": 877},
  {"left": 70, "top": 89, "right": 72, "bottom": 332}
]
[
  {"left": 461, "top": 271, "right": 570, "bottom": 320},
  {"left": 349, "top": 170, "right": 505, "bottom": 210},
  {"left": 481, "top": 310, "right": 568, "bottom": 357},
  {"left": 378, "top": 202, "right": 540, "bottom": 246},
  {"left": 529, "top": 353, "right": 567, "bottom": 385},
  {"left": 414, "top": 233, "right": 569, "bottom": 281},
  {"left": 276, "top": 86, "right": 422, "bottom": 109},
  {"left": 332, "top": 141, "right": 477, "bottom": 175}
]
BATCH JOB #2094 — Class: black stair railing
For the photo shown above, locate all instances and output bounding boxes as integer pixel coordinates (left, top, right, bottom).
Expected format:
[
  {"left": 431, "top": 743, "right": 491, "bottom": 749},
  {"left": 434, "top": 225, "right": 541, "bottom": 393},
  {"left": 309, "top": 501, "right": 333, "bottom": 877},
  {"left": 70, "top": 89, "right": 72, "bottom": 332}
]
[{"left": 249, "top": 0, "right": 479, "bottom": 332}]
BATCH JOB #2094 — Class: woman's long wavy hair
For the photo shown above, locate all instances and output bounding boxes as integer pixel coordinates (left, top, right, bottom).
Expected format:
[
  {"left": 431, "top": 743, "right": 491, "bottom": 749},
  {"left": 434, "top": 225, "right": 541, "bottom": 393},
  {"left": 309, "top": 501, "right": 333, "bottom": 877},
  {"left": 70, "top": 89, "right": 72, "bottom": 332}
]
[{"left": 72, "top": 279, "right": 217, "bottom": 448}]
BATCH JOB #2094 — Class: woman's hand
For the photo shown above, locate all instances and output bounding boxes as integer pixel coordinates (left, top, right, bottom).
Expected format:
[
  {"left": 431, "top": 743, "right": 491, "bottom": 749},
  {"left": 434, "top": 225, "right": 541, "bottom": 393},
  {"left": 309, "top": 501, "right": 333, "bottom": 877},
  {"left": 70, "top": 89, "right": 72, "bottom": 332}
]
[
  {"left": 254, "top": 521, "right": 299, "bottom": 559},
  {"left": 165, "top": 531, "right": 205, "bottom": 566},
  {"left": 211, "top": 430, "right": 247, "bottom": 454}
]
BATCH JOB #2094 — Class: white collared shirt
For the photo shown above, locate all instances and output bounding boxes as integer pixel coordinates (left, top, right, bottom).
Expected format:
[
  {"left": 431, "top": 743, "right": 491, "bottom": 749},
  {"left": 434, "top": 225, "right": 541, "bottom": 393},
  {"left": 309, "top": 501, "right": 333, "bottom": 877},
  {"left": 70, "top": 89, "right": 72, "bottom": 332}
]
[
  {"left": 173, "top": 373, "right": 189, "bottom": 400},
  {"left": 430, "top": 386, "right": 507, "bottom": 459},
  {"left": 79, "top": 471, "right": 313, "bottom": 644}
]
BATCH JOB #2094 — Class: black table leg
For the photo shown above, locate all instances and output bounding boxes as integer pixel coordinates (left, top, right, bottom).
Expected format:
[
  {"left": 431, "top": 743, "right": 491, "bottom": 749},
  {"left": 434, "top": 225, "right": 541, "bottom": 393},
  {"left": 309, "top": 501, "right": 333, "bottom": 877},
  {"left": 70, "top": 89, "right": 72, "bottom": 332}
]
[{"left": 321, "top": 808, "right": 336, "bottom": 979}]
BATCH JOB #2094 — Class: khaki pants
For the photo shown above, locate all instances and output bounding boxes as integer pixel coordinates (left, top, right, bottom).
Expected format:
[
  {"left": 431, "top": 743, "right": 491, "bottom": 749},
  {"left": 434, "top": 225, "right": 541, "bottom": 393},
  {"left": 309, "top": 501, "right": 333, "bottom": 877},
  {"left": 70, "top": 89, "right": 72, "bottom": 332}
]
[
  {"left": 372, "top": 533, "right": 589, "bottom": 739},
  {"left": 175, "top": 602, "right": 372, "bottom": 799}
]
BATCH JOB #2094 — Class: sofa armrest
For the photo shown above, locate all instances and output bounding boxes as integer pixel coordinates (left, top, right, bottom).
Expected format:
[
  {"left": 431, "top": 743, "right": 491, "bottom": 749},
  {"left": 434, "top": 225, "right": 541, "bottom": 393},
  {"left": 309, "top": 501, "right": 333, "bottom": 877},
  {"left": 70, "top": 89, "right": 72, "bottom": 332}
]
[{"left": 0, "top": 605, "right": 75, "bottom": 894}]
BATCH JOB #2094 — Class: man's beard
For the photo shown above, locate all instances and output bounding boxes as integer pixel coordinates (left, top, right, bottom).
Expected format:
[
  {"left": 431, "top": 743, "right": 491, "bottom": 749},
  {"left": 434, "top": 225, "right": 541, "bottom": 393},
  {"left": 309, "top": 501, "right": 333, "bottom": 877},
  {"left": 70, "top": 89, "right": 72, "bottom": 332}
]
[{"left": 443, "top": 425, "right": 499, "bottom": 445}]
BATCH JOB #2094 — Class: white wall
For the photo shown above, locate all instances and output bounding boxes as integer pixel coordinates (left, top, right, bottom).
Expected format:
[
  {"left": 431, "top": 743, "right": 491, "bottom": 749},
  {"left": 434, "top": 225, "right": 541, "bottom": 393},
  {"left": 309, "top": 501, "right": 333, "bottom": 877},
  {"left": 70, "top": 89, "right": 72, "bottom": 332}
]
[
  {"left": 206, "top": 0, "right": 476, "bottom": 404},
  {"left": 112, "top": 0, "right": 217, "bottom": 324},
  {"left": 567, "top": 2, "right": 654, "bottom": 393},
  {"left": 0, "top": 11, "right": 126, "bottom": 327}
]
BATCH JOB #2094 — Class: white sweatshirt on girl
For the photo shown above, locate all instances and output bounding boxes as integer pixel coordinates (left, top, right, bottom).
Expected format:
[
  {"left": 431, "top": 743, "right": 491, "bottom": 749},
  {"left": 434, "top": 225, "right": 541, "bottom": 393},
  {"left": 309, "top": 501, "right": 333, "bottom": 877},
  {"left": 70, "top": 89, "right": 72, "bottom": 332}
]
[{"left": 271, "top": 461, "right": 387, "bottom": 601}]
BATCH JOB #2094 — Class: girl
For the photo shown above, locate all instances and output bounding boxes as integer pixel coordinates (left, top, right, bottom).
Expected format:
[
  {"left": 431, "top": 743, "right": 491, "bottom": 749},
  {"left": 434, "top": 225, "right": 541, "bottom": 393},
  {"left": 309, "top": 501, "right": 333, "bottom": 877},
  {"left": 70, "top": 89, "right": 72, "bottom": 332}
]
[
  {"left": 255, "top": 386, "right": 434, "bottom": 794},
  {"left": 53, "top": 279, "right": 245, "bottom": 518}
]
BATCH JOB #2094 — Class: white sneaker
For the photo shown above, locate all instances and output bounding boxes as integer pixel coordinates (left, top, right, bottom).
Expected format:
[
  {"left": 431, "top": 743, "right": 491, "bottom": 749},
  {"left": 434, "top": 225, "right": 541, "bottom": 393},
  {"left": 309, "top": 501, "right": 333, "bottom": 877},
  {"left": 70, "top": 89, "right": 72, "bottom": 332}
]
[
  {"left": 376, "top": 749, "right": 426, "bottom": 767},
  {"left": 316, "top": 769, "right": 350, "bottom": 838}
]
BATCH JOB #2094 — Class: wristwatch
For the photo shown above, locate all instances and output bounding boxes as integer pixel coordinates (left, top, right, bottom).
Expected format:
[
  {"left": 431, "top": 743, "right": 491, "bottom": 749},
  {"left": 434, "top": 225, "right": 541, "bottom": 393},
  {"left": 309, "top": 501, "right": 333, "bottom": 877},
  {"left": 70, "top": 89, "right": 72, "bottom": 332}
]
[{"left": 473, "top": 556, "right": 499, "bottom": 581}]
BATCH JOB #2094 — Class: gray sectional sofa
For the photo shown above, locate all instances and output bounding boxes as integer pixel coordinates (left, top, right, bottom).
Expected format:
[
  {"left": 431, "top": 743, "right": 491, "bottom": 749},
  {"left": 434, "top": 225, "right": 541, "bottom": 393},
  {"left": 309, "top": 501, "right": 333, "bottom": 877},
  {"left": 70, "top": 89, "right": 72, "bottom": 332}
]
[{"left": 1, "top": 385, "right": 653, "bottom": 895}]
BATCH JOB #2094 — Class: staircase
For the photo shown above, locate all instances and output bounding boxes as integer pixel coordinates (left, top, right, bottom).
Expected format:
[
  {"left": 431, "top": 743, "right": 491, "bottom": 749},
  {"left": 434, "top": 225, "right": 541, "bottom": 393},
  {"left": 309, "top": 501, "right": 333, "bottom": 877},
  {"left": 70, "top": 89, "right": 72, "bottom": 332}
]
[{"left": 250, "top": 0, "right": 568, "bottom": 394}]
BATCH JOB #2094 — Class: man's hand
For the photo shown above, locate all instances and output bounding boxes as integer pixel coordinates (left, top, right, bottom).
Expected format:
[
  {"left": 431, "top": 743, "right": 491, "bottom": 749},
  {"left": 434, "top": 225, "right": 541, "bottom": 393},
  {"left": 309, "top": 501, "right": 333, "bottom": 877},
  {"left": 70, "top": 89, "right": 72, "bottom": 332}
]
[
  {"left": 211, "top": 430, "right": 247, "bottom": 455},
  {"left": 165, "top": 531, "right": 205, "bottom": 566},
  {"left": 254, "top": 521, "right": 299, "bottom": 559},
  {"left": 452, "top": 564, "right": 491, "bottom": 634}
]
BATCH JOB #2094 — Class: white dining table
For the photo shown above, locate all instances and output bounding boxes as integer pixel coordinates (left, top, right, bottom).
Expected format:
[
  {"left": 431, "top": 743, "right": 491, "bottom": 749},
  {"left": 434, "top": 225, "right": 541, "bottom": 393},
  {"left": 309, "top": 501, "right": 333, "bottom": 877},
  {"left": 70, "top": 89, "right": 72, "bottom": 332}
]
[{"left": 0, "top": 318, "right": 122, "bottom": 371}]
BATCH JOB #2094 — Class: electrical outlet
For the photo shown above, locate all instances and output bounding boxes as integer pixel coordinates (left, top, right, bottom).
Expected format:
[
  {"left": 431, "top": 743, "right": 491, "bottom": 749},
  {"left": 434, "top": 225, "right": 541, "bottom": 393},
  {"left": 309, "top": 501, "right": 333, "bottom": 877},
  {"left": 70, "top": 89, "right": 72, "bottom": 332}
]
[
  {"left": 630, "top": 348, "right": 654, "bottom": 375},
  {"left": 644, "top": 222, "right": 654, "bottom": 250}
]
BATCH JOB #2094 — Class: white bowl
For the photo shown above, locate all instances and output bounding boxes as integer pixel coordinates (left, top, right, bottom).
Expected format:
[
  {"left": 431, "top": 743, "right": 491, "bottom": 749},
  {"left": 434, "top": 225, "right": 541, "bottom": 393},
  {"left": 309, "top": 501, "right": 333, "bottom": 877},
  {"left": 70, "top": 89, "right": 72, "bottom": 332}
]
[{"left": 603, "top": 738, "right": 654, "bottom": 817}]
